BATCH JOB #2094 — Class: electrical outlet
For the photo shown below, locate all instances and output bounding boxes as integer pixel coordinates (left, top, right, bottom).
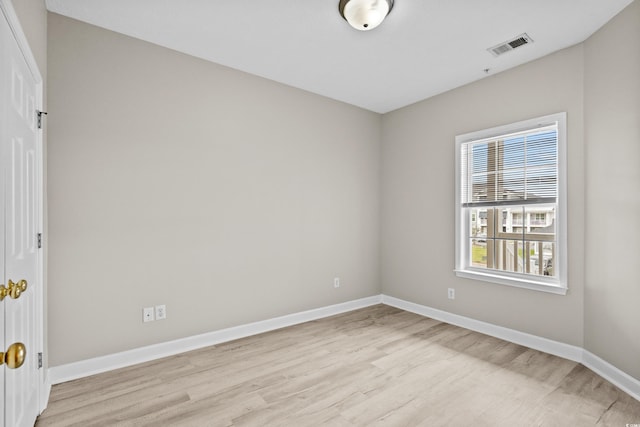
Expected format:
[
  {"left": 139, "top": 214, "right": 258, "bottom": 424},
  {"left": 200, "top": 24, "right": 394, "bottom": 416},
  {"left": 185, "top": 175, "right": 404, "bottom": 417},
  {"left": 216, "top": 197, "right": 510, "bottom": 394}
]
[
  {"left": 334, "top": 277, "right": 340, "bottom": 288},
  {"left": 448, "top": 288, "right": 455, "bottom": 300},
  {"left": 143, "top": 307, "right": 155, "bottom": 322},
  {"left": 155, "top": 304, "right": 166, "bottom": 320}
]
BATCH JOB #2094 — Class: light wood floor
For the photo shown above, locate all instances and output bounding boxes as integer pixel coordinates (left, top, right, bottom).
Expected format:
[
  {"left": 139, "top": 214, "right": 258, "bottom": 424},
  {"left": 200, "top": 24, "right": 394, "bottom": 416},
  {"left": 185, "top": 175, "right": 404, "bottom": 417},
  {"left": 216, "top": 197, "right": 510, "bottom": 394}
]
[{"left": 36, "top": 305, "right": 640, "bottom": 426}]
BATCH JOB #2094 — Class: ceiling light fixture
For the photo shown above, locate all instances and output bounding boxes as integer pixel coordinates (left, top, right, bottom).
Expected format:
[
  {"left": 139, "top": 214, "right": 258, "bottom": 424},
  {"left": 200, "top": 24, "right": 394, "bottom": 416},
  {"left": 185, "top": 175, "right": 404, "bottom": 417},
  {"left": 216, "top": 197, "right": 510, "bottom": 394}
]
[{"left": 339, "top": 0, "right": 394, "bottom": 31}]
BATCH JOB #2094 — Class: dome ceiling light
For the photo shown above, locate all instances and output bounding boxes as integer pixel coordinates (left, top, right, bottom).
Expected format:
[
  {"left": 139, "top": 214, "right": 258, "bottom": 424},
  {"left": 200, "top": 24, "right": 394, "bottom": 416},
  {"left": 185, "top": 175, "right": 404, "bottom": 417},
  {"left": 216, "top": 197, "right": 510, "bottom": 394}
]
[{"left": 338, "top": 0, "right": 394, "bottom": 31}]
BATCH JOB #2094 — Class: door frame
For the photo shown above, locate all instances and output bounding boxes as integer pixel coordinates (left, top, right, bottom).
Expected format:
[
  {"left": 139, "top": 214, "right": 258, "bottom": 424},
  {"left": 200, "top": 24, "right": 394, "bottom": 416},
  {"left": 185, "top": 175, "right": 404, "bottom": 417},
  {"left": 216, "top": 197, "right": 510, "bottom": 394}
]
[{"left": 0, "top": 0, "right": 48, "bottom": 415}]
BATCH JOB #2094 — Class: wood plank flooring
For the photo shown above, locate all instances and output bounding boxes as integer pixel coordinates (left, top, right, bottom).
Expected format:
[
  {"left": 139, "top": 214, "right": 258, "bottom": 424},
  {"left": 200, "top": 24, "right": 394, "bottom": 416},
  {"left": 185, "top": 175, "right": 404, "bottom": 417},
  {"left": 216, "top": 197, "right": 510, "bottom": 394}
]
[{"left": 36, "top": 305, "right": 640, "bottom": 426}]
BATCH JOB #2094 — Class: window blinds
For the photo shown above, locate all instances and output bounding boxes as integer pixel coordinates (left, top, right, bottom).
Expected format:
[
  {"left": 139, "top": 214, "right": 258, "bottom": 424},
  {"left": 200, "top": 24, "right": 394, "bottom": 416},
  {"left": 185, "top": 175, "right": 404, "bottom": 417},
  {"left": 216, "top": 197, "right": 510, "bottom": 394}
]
[{"left": 461, "top": 124, "right": 558, "bottom": 207}]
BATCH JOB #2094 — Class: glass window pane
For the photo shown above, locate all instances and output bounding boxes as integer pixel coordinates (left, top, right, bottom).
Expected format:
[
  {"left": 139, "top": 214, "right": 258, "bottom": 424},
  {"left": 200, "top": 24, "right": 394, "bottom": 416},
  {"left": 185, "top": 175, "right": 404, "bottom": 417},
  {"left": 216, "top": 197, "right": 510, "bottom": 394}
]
[
  {"left": 542, "top": 245, "right": 555, "bottom": 277},
  {"left": 524, "top": 241, "right": 554, "bottom": 276},
  {"left": 470, "top": 238, "right": 488, "bottom": 269},
  {"left": 495, "top": 206, "right": 524, "bottom": 234},
  {"left": 471, "top": 173, "right": 489, "bottom": 203},
  {"left": 471, "top": 143, "right": 489, "bottom": 174},
  {"left": 486, "top": 208, "right": 495, "bottom": 238},
  {"left": 469, "top": 205, "right": 557, "bottom": 278},
  {"left": 526, "top": 131, "right": 557, "bottom": 167},
  {"left": 502, "top": 136, "right": 525, "bottom": 169},
  {"left": 524, "top": 206, "right": 556, "bottom": 278},
  {"left": 525, "top": 166, "right": 557, "bottom": 199},
  {"left": 524, "top": 206, "right": 556, "bottom": 234},
  {"left": 470, "top": 208, "right": 488, "bottom": 239},
  {"left": 498, "top": 170, "right": 525, "bottom": 201},
  {"left": 493, "top": 239, "right": 522, "bottom": 273}
]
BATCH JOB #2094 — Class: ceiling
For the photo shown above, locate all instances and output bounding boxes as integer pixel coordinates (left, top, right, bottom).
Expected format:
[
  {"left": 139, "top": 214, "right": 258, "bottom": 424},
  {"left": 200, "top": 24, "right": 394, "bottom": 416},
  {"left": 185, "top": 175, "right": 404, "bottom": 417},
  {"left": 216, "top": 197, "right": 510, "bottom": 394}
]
[{"left": 45, "top": 0, "right": 633, "bottom": 114}]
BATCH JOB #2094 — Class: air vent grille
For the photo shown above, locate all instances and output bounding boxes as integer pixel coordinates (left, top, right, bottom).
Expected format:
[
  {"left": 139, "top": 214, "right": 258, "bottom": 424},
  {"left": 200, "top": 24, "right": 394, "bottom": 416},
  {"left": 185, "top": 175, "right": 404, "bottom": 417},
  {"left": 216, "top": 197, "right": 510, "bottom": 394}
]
[
  {"left": 488, "top": 33, "right": 533, "bottom": 57},
  {"left": 508, "top": 37, "right": 529, "bottom": 49}
]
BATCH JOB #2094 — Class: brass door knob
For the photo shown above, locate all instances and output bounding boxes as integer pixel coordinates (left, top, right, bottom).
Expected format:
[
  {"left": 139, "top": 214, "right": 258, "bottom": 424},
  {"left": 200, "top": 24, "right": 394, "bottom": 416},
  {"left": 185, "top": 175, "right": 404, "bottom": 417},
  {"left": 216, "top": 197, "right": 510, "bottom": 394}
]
[
  {"left": 1, "top": 343, "right": 26, "bottom": 369},
  {"left": 0, "top": 279, "right": 27, "bottom": 301}
]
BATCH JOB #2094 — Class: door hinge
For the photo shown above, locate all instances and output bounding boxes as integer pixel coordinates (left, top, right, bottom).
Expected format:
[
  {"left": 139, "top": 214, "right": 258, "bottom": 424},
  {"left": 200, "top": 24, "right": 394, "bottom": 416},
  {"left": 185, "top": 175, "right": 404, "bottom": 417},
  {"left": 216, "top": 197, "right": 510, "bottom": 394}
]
[
  {"left": 36, "top": 110, "right": 48, "bottom": 129},
  {"left": 38, "top": 352, "right": 43, "bottom": 369},
  {"left": 37, "top": 233, "right": 42, "bottom": 249}
]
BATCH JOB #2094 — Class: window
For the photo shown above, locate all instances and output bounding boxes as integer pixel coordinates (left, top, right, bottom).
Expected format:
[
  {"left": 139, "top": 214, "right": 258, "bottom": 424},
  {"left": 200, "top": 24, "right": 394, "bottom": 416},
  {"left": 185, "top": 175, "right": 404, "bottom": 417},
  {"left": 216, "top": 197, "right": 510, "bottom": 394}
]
[{"left": 455, "top": 113, "right": 567, "bottom": 294}]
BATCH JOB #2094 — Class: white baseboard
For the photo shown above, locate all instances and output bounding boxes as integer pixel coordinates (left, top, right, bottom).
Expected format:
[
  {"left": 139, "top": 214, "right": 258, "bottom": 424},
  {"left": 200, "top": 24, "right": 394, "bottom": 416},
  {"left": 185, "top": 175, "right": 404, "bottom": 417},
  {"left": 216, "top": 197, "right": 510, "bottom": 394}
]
[
  {"left": 381, "top": 294, "right": 584, "bottom": 362},
  {"left": 48, "top": 295, "right": 382, "bottom": 385},
  {"left": 582, "top": 350, "right": 640, "bottom": 402},
  {"left": 382, "top": 294, "right": 640, "bottom": 402},
  {"left": 48, "top": 292, "right": 639, "bottom": 403}
]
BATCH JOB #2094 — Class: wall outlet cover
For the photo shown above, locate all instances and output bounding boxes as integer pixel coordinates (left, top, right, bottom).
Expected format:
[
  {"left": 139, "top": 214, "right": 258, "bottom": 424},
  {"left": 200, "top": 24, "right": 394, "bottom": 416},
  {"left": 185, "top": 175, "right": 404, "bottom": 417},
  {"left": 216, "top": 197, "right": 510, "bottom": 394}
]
[{"left": 155, "top": 305, "right": 166, "bottom": 320}]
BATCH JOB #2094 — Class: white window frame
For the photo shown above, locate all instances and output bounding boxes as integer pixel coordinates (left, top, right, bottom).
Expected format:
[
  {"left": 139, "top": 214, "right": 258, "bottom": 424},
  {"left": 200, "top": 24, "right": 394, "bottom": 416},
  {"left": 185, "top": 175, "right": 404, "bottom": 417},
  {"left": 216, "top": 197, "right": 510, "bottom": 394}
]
[{"left": 454, "top": 113, "right": 568, "bottom": 295}]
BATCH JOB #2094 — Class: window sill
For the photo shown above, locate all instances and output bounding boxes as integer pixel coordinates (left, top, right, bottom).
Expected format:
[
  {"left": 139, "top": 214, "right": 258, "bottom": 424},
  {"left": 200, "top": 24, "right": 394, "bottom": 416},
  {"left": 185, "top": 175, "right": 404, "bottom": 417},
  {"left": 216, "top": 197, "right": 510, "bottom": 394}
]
[{"left": 454, "top": 269, "right": 567, "bottom": 295}]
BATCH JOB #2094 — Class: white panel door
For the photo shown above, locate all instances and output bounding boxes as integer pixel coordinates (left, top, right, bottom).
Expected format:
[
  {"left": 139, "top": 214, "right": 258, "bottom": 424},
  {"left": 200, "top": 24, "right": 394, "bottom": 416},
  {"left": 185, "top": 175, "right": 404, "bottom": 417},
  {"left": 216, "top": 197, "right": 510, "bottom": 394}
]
[
  {"left": 0, "top": 6, "right": 41, "bottom": 427},
  {"left": 0, "top": 9, "right": 6, "bottom": 425}
]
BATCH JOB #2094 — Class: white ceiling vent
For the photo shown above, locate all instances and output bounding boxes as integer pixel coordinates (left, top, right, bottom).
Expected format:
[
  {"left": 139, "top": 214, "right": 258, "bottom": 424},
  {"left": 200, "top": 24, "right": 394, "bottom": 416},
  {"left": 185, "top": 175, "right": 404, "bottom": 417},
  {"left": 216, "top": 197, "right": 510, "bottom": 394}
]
[{"left": 488, "top": 33, "right": 533, "bottom": 57}]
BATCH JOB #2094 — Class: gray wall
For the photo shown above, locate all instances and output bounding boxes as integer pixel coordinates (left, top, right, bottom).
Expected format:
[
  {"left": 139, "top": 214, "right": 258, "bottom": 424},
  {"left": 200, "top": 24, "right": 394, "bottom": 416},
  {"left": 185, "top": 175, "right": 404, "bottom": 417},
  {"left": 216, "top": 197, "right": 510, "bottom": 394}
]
[
  {"left": 11, "top": 0, "right": 46, "bottom": 74},
  {"left": 380, "top": 45, "right": 586, "bottom": 346},
  {"left": 584, "top": 1, "right": 640, "bottom": 380},
  {"left": 381, "top": 0, "right": 640, "bottom": 381},
  {"left": 47, "top": 13, "right": 381, "bottom": 366},
  {"left": 44, "top": 1, "right": 640, "bottom": 383}
]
